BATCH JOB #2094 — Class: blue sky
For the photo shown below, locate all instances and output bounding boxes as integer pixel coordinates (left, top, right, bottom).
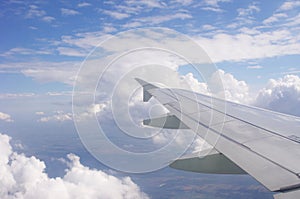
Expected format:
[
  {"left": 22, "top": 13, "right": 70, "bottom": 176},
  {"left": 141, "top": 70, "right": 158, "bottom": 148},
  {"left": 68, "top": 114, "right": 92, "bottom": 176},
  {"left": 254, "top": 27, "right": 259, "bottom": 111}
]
[
  {"left": 0, "top": 0, "right": 300, "bottom": 94},
  {"left": 0, "top": 0, "right": 300, "bottom": 198}
]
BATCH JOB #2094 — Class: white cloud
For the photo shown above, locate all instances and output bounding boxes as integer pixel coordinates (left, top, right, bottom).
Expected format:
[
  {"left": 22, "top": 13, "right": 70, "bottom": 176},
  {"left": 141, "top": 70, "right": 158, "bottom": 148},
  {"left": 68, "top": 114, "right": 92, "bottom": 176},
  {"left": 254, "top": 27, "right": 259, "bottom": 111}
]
[
  {"left": 135, "top": 13, "right": 192, "bottom": 25},
  {"left": 247, "top": 65, "right": 263, "bottom": 69},
  {"left": 234, "top": 2, "right": 260, "bottom": 25},
  {"left": 74, "top": 103, "right": 109, "bottom": 122},
  {"left": 178, "top": 70, "right": 252, "bottom": 104},
  {"left": 191, "top": 136, "right": 212, "bottom": 153},
  {"left": 24, "top": 5, "right": 55, "bottom": 24},
  {"left": 1, "top": 47, "right": 52, "bottom": 57},
  {"left": 172, "top": 0, "right": 193, "bottom": 6},
  {"left": 42, "top": 16, "right": 55, "bottom": 22},
  {"left": 180, "top": 73, "right": 209, "bottom": 94},
  {"left": 102, "top": 10, "right": 130, "bottom": 20},
  {"left": 35, "top": 112, "right": 44, "bottom": 115},
  {"left": 61, "top": 8, "right": 80, "bottom": 16},
  {"left": 20, "top": 61, "right": 79, "bottom": 85},
  {"left": 38, "top": 111, "right": 72, "bottom": 122},
  {"left": 210, "top": 70, "right": 252, "bottom": 104},
  {"left": 122, "top": 22, "right": 143, "bottom": 28},
  {"left": 57, "top": 47, "right": 88, "bottom": 57},
  {"left": 203, "top": 0, "right": 231, "bottom": 7},
  {"left": 103, "top": 25, "right": 117, "bottom": 33},
  {"left": 29, "top": 26, "right": 38, "bottom": 30},
  {"left": 0, "top": 133, "right": 149, "bottom": 199},
  {"left": 125, "top": 0, "right": 164, "bottom": 8},
  {"left": 279, "top": 1, "right": 300, "bottom": 11},
  {"left": 46, "top": 91, "right": 71, "bottom": 96},
  {"left": 202, "top": 24, "right": 216, "bottom": 31},
  {"left": 237, "top": 2, "right": 260, "bottom": 17},
  {"left": 263, "top": 13, "right": 288, "bottom": 24},
  {"left": 26, "top": 5, "right": 46, "bottom": 18},
  {"left": 285, "top": 13, "right": 300, "bottom": 27},
  {"left": 200, "top": 0, "right": 231, "bottom": 12},
  {"left": 255, "top": 75, "right": 300, "bottom": 116},
  {"left": 59, "top": 31, "right": 110, "bottom": 50},
  {"left": 77, "top": 2, "right": 91, "bottom": 7},
  {"left": 195, "top": 29, "right": 300, "bottom": 63},
  {"left": 0, "top": 93, "right": 35, "bottom": 99},
  {"left": 0, "top": 112, "right": 13, "bottom": 122},
  {"left": 0, "top": 61, "right": 78, "bottom": 86},
  {"left": 201, "top": 6, "right": 224, "bottom": 12}
]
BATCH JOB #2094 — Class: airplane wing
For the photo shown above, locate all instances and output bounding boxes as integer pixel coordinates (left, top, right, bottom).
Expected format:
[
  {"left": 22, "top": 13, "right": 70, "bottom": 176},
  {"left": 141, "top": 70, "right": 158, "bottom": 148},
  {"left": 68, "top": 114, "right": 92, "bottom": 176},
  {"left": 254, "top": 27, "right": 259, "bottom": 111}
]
[{"left": 136, "top": 78, "right": 300, "bottom": 199}]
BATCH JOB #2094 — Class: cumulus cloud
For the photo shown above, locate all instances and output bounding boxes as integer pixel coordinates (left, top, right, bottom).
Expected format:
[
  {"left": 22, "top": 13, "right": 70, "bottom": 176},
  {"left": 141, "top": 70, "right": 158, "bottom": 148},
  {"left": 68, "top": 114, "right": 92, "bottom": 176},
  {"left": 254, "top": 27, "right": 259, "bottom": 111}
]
[
  {"left": 180, "top": 73, "right": 209, "bottom": 94},
  {"left": 74, "top": 103, "right": 109, "bottom": 122},
  {"left": 0, "top": 133, "right": 149, "bottom": 199},
  {"left": 255, "top": 75, "right": 300, "bottom": 116},
  {"left": 182, "top": 71, "right": 300, "bottom": 117},
  {"left": 180, "top": 70, "right": 252, "bottom": 104},
  {"left": 0, "top": 112, "right": 13, "bottom": 122},
  {"left": 213, "top": 70, "right": 251, "bottom": 104}
]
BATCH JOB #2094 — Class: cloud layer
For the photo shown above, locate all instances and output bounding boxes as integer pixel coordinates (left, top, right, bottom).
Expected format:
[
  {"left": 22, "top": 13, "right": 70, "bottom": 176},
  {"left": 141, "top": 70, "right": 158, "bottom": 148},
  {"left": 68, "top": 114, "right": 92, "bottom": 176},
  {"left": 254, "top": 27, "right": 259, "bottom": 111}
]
[{"left": 0, "top": 133, "right": 149, "bottom": 199}]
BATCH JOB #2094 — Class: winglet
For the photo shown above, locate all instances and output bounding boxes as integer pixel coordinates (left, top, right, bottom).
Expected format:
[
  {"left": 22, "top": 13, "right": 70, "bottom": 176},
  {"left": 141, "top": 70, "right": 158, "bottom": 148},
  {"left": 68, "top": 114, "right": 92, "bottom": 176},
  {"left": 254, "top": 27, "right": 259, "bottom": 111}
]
[{"left": 135, "top": 78, "right": 158, "bottom": 102}]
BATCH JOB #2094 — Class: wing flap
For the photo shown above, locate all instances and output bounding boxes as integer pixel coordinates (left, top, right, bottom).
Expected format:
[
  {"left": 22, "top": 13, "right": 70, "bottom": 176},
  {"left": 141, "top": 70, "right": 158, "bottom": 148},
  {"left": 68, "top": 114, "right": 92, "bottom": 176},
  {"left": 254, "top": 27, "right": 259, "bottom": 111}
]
[
  {"left": 170, "top": 148, "right": 246, "bottom": 174},
  {"left": 143, "top": 114, "right": 189, "bottom": 129}
]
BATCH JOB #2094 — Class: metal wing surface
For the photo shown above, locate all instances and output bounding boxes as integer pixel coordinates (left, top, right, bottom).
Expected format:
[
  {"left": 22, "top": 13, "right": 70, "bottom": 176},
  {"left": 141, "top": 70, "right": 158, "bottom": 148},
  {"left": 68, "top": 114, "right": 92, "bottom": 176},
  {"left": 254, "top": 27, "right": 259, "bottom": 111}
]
[{"left": 136, "top": 78, "right": 300, "bottom": 199}]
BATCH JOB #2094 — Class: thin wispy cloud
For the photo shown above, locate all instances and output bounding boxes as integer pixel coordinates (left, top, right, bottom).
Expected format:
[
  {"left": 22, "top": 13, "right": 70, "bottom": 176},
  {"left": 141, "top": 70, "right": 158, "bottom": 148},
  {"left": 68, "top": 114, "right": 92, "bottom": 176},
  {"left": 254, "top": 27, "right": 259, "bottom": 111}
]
[
  {"left": 279, "top": 1, "right": 300, "bottom": 11},
  {"left": 61, "top": 8, "right": 80, "bottom": 16},
  {"left": 42, "top": 16, "right": 55, "bottom": 22},
  {"left": 25, "top": 5, "right": 46, "bottom": 18},
  {"left": 247, "top": 65, "right": 263, "bottom": 69},
  {"left": 135, "top": 12, "right": 192, "bottom": 25},
  {"left": 102, "top": 10, "right": 130, "bottom": 19},
  {"left": 38, "top": 111, "right": 72, "bottom": 122},
  {"left": 77, "top": 2, "right": 91, "bottom": 7},
  {"left": 0, "top": 112, "right": 13, "bottom": 122},
  {"left": 199, "top": 0, "right": 232, "bottom": 12}
]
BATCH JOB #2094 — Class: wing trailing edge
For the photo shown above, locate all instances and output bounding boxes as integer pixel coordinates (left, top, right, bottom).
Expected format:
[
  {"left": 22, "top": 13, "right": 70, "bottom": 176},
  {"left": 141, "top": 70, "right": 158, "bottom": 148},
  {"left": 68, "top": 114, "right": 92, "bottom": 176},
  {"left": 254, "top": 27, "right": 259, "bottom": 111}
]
[
  {"left": 143, "top": 114, "right": 189, "bottom": 129},
  {"left": 170, "top": 148, "right": 247, "bottom": 175}
]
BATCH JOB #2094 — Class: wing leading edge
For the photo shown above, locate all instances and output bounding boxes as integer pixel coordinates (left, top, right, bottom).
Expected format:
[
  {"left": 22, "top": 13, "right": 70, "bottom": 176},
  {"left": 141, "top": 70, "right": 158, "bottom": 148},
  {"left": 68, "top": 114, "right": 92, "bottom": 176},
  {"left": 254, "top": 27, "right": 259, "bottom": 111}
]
[{"left": 136, "top": 78, "right": 300, "bottom": 199}]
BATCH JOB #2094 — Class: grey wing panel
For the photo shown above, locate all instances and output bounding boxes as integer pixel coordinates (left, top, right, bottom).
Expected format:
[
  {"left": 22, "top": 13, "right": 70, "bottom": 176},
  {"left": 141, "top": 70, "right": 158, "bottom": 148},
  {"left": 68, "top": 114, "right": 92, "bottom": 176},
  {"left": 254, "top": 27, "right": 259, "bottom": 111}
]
[
  {"left": 274, "top": 189, "right": 300, "bottom": 199},
  {"left": 178, "top": 89, "right": 300, "bottom": 139},
  {"left": 147, "top": 86, "right": 300, "bottom": 192}
]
